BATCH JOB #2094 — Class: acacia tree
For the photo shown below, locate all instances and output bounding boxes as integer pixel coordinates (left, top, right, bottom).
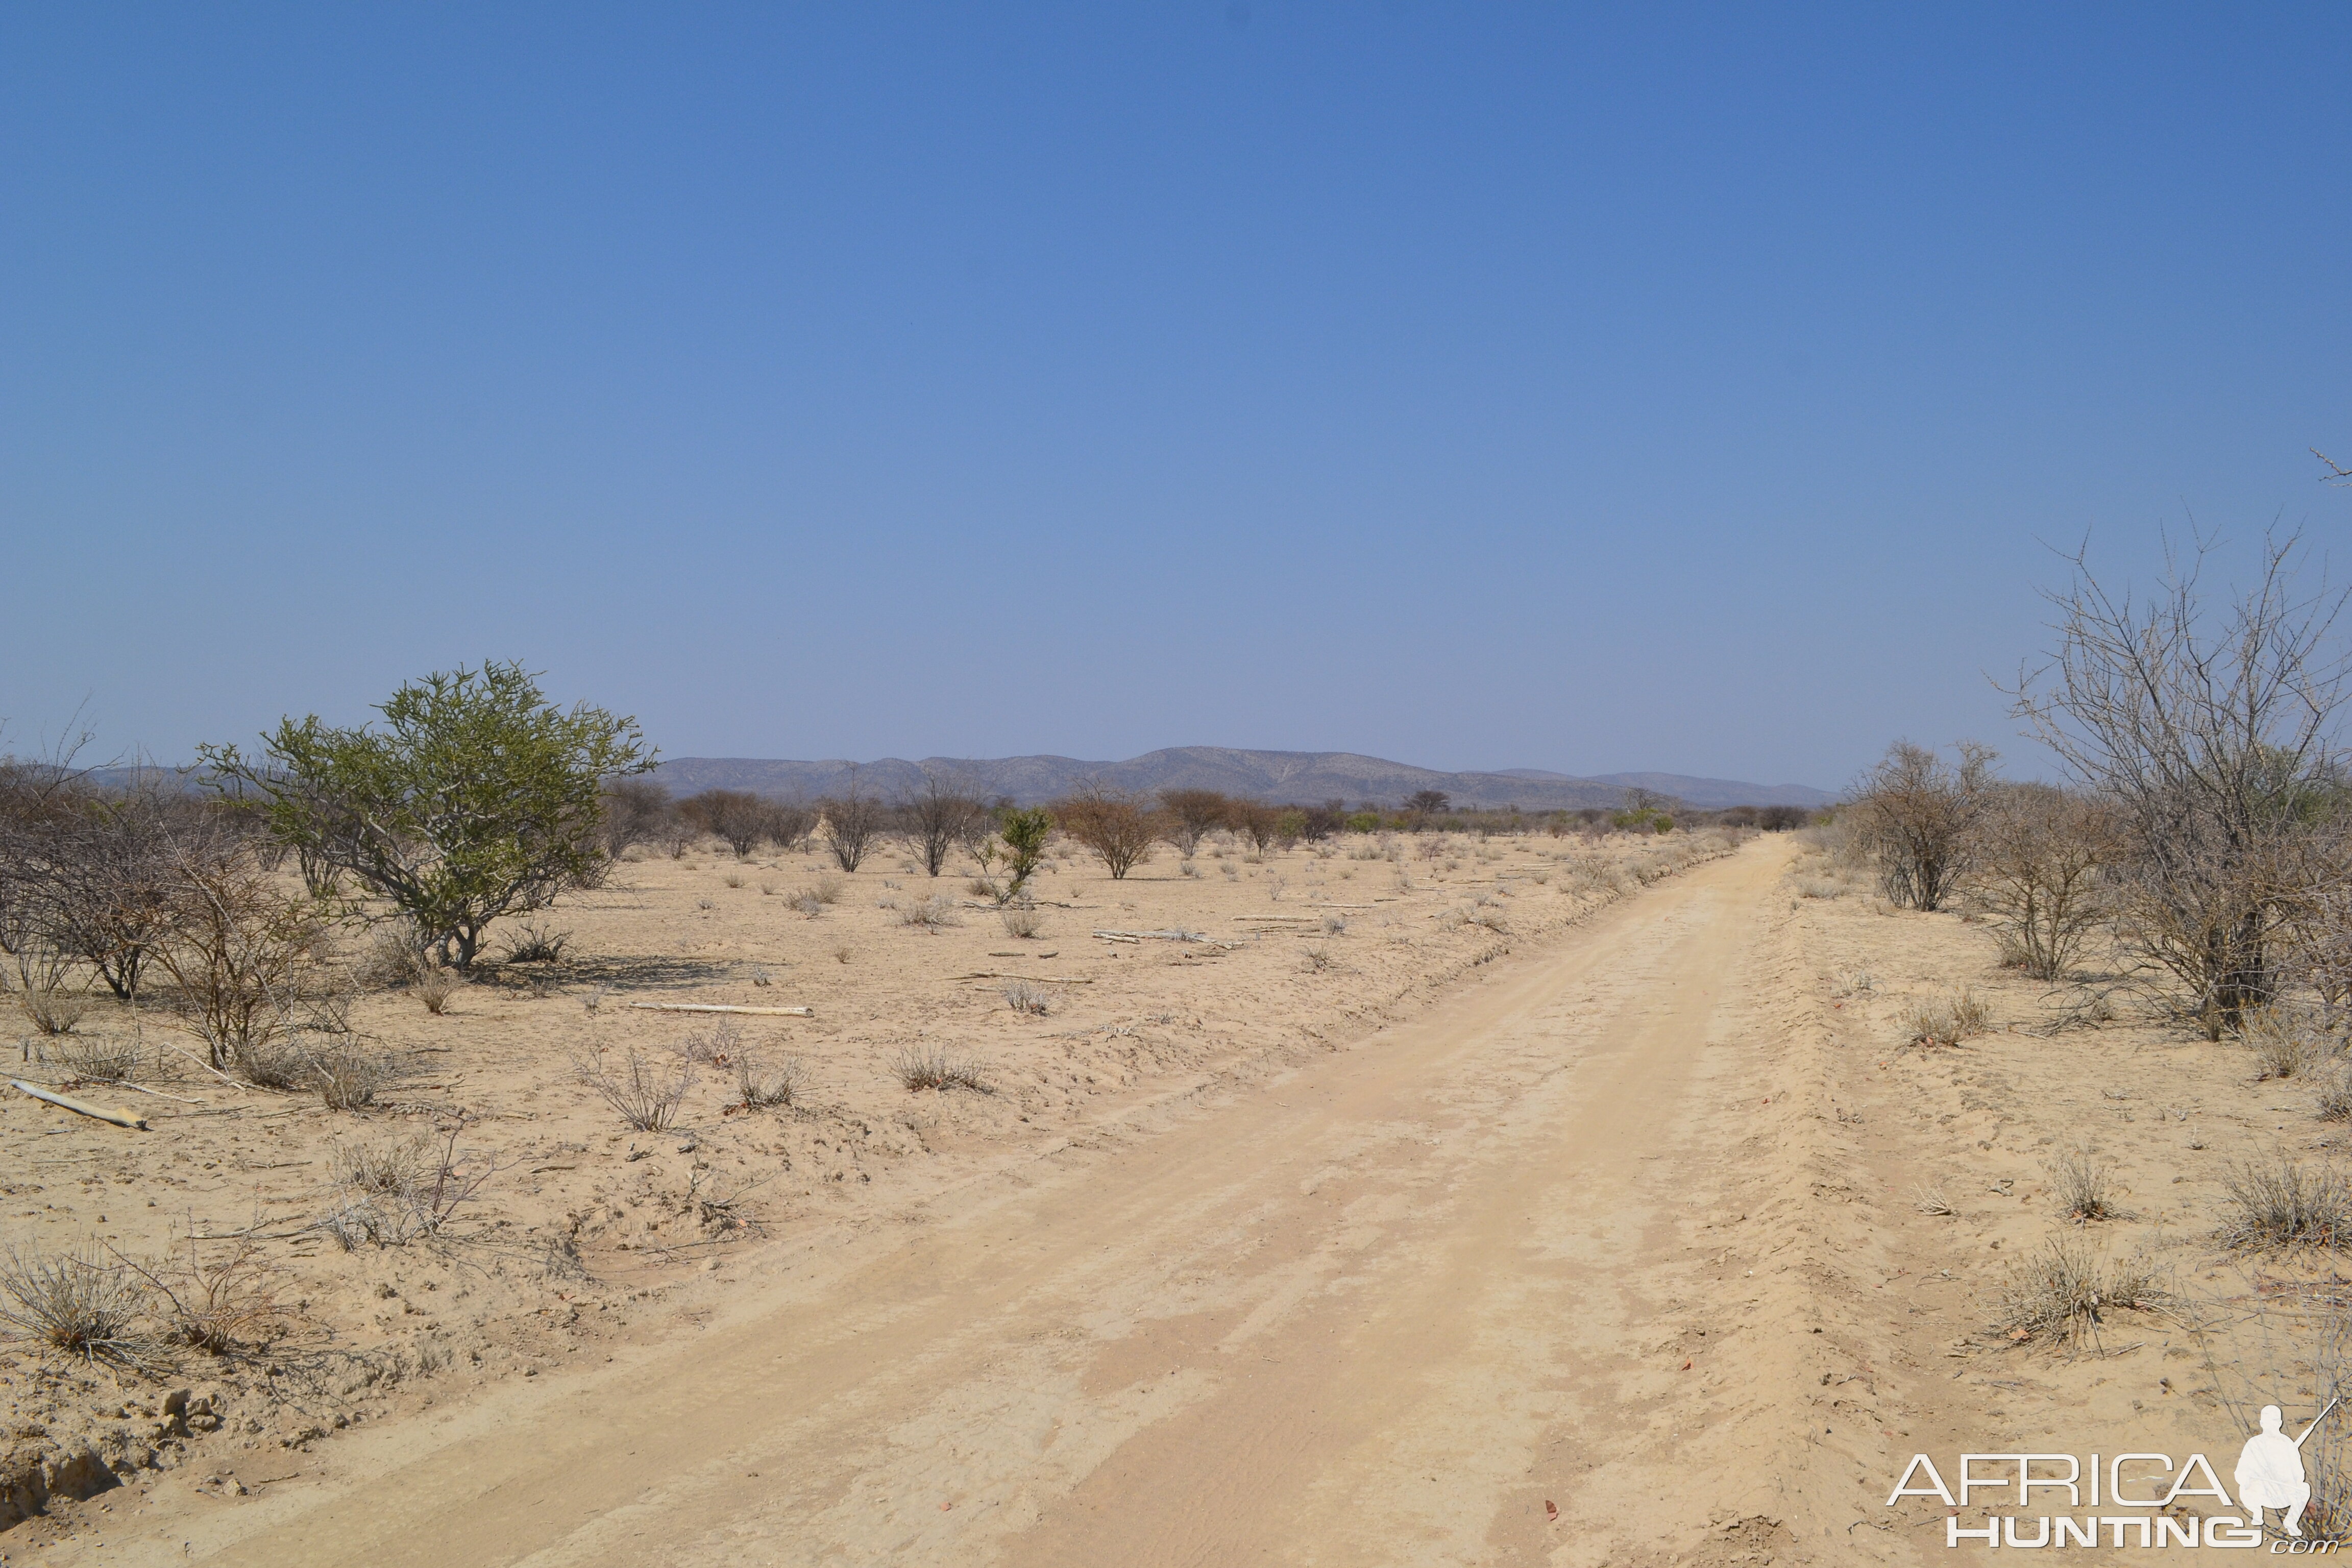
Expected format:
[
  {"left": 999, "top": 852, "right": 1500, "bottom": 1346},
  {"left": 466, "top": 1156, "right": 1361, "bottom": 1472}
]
[
  {"left": 1054, "top": 783, "right": 1161, "bottom": 879},
  {"left": 1158, "top": 789, "right": 1231, "bottom": 856},
  {"left": 200, "top": 662, "right": 652, "bottom": 970},
  {"left": 1847, "top": 741, "right": 1998, "bottom": 911},
  {"left": 681, "top": 789, "right": 771, "bottom": 859},
  {"left": 901, "top": 770, "right": 984, "bottom": 877},
  {"left": 817, "top": 768, "right": 884, "bottom": 872},
  {"left": 2012, "top": 533, "right": 2349, "bottom": 1036}
]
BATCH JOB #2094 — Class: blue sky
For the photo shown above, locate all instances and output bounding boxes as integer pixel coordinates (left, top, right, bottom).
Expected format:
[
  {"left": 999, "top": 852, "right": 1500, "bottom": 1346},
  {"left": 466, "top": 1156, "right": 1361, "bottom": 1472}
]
[{"left": 4, "top": 4, "right": 2347, "bottom": 789}]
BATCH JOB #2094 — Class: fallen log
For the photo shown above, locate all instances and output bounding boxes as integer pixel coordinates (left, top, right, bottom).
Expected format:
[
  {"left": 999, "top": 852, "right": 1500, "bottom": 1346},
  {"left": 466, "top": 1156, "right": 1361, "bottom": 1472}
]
[
  {"left": 626, "top": 1002, "right": 814, "bottom": 1018},
  {"left": 10, "top": 1079, "right": 149, "bottom": 1130},
  {"left": 948, "top": 972, "right": 1094, "bottom": 984}
]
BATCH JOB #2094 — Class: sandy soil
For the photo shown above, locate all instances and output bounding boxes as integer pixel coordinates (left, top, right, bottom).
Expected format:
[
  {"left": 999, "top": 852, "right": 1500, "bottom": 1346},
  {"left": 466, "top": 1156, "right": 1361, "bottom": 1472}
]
[
  {"left": 10, "top": 825, "right": 2338, "bottom": 1565},
  {"left": 2, "top": 825, "right": 1739, "bottom": 1559}
]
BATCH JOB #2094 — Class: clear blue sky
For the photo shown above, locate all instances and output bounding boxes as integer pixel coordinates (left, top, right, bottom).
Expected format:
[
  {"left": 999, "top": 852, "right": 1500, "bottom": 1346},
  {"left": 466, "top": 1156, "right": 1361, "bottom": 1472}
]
[{"left": 5, "top": 4, "right": 2348, "bottom": 789}]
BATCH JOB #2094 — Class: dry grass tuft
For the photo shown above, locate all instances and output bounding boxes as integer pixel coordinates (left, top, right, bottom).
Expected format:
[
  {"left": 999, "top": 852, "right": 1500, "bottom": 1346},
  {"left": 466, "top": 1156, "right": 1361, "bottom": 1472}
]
[
  {"left": 732, "top": 1052, "right": 805, "bottom": 1111},
  {"left": 2219, "top": 1157, "right": 2352, "bottom": 1253},
  {"left": 894, "top": 1047, "right": 992, "bottom": 1094},
  {"left": 1000, "top": 903, "right": 1044, "bottom": 939},
  {"left": 0, "top": 1244, "right": 158, "bottom": 1368},
  {"left": 498, "top": 920, "right": 571, "bottom": 965},
  {"left": 1911, "top": 1185, "right": 1956, "bottom": 1216},
  {"left": 414, "top": 966, "right": 459, "bottom": 1015},
  {"left": 19, "top": 985, "right": 91, "bottom": 1035},
  {"left": 898, "top": 894, "right": 960, "bottom": 930},
  {"left": 1901, "top": 987, "right": 1989, "bottom": 1047},
  {"left": 1995, "top": 1234, "right": 2171, "bottom": 1346},
  {"left": 2045, "top": 1149, "right": 2121, "bottom": 1222},
  {"left": 2243, "top": 1008, "right": 2332, "bottom": 1081},
  {"left": 1002, "top": 979, "right": 1050, "bottom": 1015}
]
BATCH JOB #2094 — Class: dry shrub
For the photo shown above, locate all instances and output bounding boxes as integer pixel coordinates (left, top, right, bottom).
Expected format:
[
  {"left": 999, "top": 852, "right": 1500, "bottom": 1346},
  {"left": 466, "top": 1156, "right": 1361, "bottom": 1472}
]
[
  {"left": 1002, "top": 979, "right": 1050, "bottom": 1015},
  {"left": 51, "top": 1031, "right": 141, "bottom": 1083},
  {"left": 1911, "top": 1185, "right": 1956, "bottom": 1216},
  {"left": 1000, "top": 903, "right": 1043, "bottom": 939},
  {"left": 315, "top": 1043, "right": 400, "bottom": 1110},
  {"left": 1902, "top": 988, "right": 1989, "bottom": 1047},
  {"left": 414, "top": 965, "right": 459, "bottom": 1015},
  {"left": 0, "top": 1244, "right": 157, "bottom": 1368},
  {"left": 894, "top": 1047, "right": 992, "bottom": 1093},
  {"left": 2016, "top": 532, "right": 2343, "bottom": 1038},
  {"left": 732, "top": 1052, "right": 805, "bottom": 1111},
  {"left": 578, "top": 1047, "right": 695, "bottom": 1131},
  {"left": 817, "top": 777, "right": 885, "bottom": 872},
  {"left": 332, "top": 1133, "right": 436, "bottom": 1196},
  {"left": 1969, "top": 783, "right": 2118, "bottom": 980},
  {"left": 2319, "top": 1064, "right": 2352, "bottom": 1122},
  {"left": 322, "top": 1125, "right": 493, "bottom": 1248},
  {"left": 2045, "top": 1149, "right": 2120, "bottom": 1222},
  {"left": 149, "top": 841, "right": 323, "bottom": 1066},
  {"left": 236, "top": 1036, "right": 315, "bottom": 1090},
  {"left": 2219, "top": 1157, "right": 2352, "bottom": 1253},
  {"left": 1996, "top": 1234, "right": 2170, "bottom": 1346},
  {"left": 18, "top": 983, "right": 91, "bottom": 1035},
  {"left": 1847, "top": 740, "right": 1998, "bottom": 911},
  {"left": 498, "top": 919, "right": 570, "bottom": 964},
  {"left": 672, "top": 1018, "right": 742, "bottom": 1065},
  {"left": 898, "top": 894, "right": 960, "bottom": 930},
  {"left": 353, "top": 919, "right": 427, "bottom": 988},
  {"left": 126, "top": 1235, "right": 292, "bottom": 1356},
  {"left": 2243, "top": 1007, "right": 2333, "bottom": 1081}
]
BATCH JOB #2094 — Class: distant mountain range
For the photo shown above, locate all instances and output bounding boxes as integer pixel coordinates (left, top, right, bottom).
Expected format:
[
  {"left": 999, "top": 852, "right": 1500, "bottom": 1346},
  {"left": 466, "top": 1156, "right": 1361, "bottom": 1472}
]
[{"left": 650, "top": 748, "right": 1834, "bottom": 812}]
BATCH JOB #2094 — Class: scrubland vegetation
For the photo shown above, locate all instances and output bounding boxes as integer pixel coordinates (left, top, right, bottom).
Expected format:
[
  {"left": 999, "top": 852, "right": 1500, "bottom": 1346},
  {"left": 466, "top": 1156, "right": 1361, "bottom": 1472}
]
[
  {"left": 1806, "top": 525, "right": 2352, "bottom": 1545},
  {"left": 0, "top": 662, "right": 1758, "bottom": 1537}
]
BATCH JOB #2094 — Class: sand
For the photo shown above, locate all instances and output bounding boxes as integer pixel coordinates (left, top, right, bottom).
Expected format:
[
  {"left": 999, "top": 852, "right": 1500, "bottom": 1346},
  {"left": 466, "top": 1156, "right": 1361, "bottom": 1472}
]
[{"left": 7, "top": 826, "right": 2340, "bottom": 1563}]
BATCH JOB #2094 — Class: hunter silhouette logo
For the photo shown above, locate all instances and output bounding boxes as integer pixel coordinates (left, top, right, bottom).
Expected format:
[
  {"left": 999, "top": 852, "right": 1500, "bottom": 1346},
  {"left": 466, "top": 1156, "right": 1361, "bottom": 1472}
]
[
  {"left": 2238, "top": 1400, "right": 2336, "bottom": 1540},
  {"left": 1884, "top": 1398, "right": 2341, "bottom": 1549}
]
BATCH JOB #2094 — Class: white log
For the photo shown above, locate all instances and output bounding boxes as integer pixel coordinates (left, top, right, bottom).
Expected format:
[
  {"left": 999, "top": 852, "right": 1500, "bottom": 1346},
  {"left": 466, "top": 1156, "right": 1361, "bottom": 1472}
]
[
  {"left": 626, "top": 1002, "right": 814, "bottom": 1018},
  {"left": 10, "top": 1079, "right": 149, "bottom": 1130}
]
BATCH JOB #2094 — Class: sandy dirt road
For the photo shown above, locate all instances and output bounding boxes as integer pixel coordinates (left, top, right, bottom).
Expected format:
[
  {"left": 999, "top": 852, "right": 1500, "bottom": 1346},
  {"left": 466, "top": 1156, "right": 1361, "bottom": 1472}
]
[{"left": 82, "top": 840, "right": 1827, "bottom": 1568}]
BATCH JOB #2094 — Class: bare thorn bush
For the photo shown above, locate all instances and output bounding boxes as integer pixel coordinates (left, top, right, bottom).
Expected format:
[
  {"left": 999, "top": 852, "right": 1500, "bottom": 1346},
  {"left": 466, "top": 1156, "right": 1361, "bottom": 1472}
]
[
  {"left": 2219, "top": 1157, "right": 2352, "bottom": 1253},
  {"left": 577, "top": 1047, "right": 696, "bottom": 1132},
  {"left": 1847, "top": 740, "right": 1997, "bottom": 911},
  {"left": 498, "top": 920, "right": 570, "bottom": 964},
  {"left": 315, "top": 1043, "right": 401, "bottom": 1110},
  {"left": 1969, "top": 783, "right": 2118, "bottom": 980},
  {"left": 125, "top": 1234, "right": 292, "bottom": 1356},
  {"left": 2013, "top": 529, "right": 2349, "bottom": 1037},
  {"left": 817, "top": 772, "right": 885, "bottom": 872},
  {"left": 894, "top": 1047, "right": 992, "bottom": 1093},
  {"left": 52, "top": 1031, "right": 141, "bottom": 1083}
]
